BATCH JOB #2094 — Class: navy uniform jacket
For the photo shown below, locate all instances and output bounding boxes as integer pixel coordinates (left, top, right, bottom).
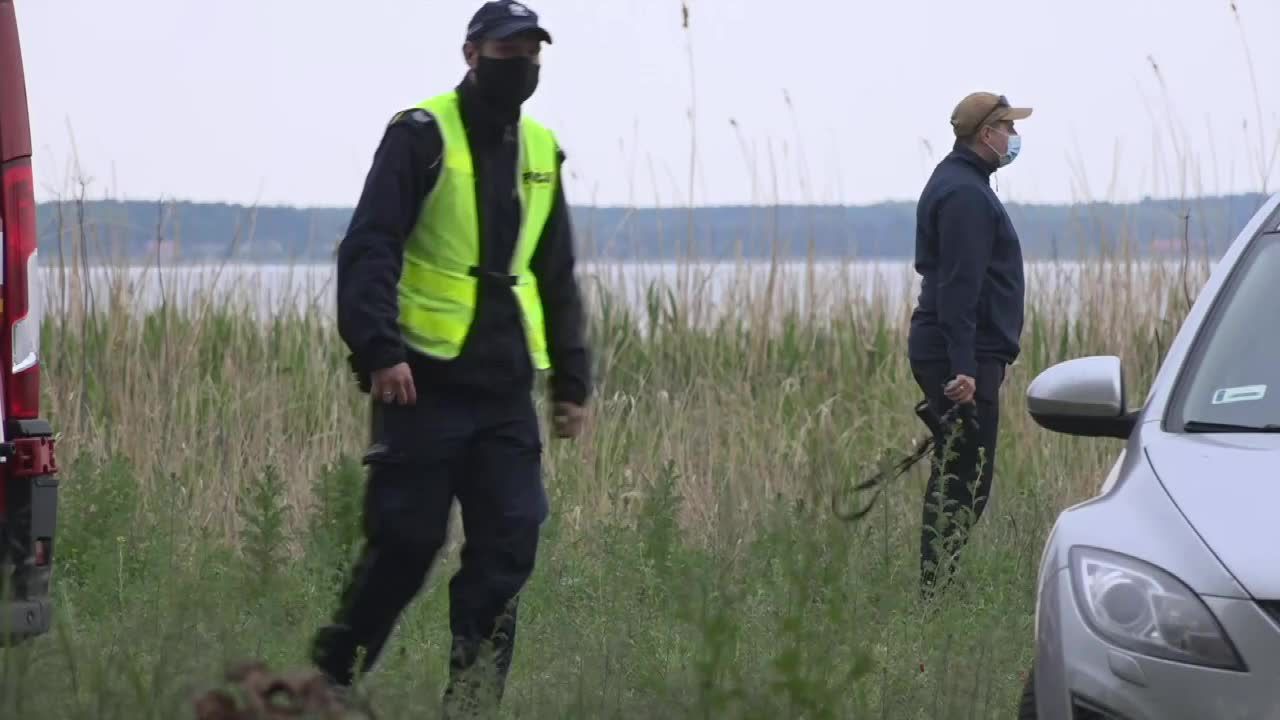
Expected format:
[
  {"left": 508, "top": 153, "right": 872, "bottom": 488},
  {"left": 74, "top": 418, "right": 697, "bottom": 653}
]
[
  {"left": 336, "top": 77, "right": 591, "bottom": 406},
  {"left": 908, "top": 143, "right": 1026, "bottom": 380}
]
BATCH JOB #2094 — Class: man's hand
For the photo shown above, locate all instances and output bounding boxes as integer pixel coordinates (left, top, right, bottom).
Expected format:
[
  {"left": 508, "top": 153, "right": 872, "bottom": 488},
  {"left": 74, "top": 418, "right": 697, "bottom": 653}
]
[
  {"left": 945, "top": 374, "right": 976, "bottom": 405},
  {"left": 551, "top": 401, "right": 586, "bottom": 439},
  {"left": 371, "top": 362, "right": 417, "bottom": 405}
]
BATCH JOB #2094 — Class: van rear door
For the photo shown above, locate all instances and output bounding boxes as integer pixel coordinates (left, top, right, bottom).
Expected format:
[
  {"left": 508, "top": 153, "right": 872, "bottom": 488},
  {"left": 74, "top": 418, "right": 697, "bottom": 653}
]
[{"left": 1, "top": 0, "right": 60, "bottom": 646}]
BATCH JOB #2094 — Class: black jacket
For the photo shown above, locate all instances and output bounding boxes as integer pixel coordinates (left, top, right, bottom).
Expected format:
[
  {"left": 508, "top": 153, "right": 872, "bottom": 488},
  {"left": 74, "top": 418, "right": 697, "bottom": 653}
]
[
  {"left": 908, "top": 143, "right": 1025, "bottom": 379},
  {"left": 336, "top": 77, "right": 591, "bottom": 406}
]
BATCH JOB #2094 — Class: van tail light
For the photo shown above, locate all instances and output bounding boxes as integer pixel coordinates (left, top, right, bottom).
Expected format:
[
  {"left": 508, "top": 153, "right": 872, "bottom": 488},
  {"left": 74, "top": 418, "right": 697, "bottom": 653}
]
[{"left": 1, "top": 158, "right": 41, "bottom": 422}]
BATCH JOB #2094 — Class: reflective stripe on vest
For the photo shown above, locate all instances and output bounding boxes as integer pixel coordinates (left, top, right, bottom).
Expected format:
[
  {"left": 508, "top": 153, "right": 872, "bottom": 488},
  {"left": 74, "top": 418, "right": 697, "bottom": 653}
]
[{"left": 397, "top": 90, "right": 556, "bottom": 370}]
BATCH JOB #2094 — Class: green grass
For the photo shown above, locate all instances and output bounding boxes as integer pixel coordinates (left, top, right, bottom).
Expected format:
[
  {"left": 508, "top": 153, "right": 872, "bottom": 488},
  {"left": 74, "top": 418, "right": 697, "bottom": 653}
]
[{"left": 0, "top": 246, "right": 1220, "bottom": 718}]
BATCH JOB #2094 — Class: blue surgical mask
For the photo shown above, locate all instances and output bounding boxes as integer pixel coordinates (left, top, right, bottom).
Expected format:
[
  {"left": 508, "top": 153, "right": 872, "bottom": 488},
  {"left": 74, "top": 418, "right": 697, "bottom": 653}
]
[
  {"left": 1005, "top": 133, "right": 1022, "bottom": 165},
  {"left": 987, "top": 129, "right": 1021, "bottom": 167}
]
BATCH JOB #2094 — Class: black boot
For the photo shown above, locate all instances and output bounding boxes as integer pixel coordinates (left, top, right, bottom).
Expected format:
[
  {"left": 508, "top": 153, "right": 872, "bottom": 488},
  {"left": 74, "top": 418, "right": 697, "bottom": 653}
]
[
  {"left": 310, "top": 623, "right": 360, "bottom": 688},
  {"left": 441, "top": 600, "right": 520, "bottom": 719}
]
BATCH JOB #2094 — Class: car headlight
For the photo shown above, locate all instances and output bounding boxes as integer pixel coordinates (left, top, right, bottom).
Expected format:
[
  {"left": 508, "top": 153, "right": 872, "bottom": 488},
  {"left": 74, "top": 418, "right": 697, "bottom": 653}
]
[{"left": 1069, "top": 546, "right": 1246, "bottom": 671}]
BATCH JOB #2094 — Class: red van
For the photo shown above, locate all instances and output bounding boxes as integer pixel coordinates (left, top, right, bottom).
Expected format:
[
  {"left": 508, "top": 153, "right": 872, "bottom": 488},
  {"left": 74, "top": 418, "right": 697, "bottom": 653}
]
[{"left": 0, "top": 0, "right": 59, "bottom": 646}]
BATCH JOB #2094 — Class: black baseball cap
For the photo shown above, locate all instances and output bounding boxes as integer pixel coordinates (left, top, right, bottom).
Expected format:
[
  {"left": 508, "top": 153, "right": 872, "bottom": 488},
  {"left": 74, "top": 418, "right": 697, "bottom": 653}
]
[{"left": 467, "top": 1, "right": 553, "bottom": 44}]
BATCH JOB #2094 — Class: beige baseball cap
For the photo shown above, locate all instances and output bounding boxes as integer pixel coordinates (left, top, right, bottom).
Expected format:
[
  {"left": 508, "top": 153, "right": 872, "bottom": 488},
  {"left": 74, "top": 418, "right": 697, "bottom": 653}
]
[{"left": 950, "top": 92, "right": 1033, "bottom": 137}]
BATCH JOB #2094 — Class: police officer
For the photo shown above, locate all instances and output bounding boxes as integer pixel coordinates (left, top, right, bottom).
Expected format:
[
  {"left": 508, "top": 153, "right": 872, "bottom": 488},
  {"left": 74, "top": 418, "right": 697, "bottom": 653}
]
[
  {"left": 310, "top": 1, "right": 591, "bottom": 714},
  {"left": 907, "top": 92, "right": 1030, "bottom": 600}
]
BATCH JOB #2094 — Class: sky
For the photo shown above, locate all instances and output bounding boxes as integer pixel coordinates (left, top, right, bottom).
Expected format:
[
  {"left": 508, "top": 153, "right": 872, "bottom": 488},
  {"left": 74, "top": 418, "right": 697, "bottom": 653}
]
[{"left": 14, "top": 0, "right": 1280, "bottom": 209}]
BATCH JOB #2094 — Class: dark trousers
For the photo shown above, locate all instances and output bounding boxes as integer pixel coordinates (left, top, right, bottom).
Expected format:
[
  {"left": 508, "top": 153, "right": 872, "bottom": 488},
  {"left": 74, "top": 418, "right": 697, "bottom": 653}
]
[
  {"left": 911, "top": 359, "right": 1006, "bottom": 597},
  {"left": 310, "top": 386, "right": 548, "bottom": 712}
]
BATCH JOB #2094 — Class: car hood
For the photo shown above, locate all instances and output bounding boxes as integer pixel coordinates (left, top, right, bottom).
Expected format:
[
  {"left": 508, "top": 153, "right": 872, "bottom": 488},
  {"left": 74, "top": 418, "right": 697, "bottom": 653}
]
[{"left": 1145, "top": 431, "right": 1280, "bottom": 599}]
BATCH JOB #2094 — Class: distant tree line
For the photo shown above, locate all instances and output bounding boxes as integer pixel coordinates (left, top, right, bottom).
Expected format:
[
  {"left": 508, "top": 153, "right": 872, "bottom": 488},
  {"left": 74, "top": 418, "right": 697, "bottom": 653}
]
[{"left": 33, "top": 193, "right": 1272, "bottom": 265}]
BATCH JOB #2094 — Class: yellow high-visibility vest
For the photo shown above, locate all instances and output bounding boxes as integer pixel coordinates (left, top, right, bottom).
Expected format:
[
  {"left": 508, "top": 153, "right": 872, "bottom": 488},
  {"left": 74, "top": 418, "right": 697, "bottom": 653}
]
[{"left": 396, "top": 90, "right": 558, "bottom": 370}]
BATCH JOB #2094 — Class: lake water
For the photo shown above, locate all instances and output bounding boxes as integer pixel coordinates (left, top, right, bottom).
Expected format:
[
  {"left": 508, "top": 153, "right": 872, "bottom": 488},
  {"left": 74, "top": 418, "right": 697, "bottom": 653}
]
[{"left": 35, "top": 258, "right": 1210, "bottom": 325}]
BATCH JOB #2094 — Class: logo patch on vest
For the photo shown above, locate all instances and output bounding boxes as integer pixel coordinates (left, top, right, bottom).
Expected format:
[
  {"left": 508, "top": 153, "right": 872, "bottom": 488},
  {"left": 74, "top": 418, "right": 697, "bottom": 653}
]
[{"left": 523, "top": 170, "right": 554, "bottom": 185}]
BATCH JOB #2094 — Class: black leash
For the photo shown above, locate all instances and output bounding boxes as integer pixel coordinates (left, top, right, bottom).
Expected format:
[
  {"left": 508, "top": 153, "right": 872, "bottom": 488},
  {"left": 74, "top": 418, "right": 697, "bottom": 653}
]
[{"left": 831, "top": 399, "right": 970, "bottom": 521}]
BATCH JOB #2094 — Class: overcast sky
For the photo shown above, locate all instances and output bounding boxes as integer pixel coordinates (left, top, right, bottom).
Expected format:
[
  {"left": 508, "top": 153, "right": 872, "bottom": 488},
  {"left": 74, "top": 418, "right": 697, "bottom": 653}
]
[{"left": 15, "top": 0, "right": 1280, "bottom": 209}]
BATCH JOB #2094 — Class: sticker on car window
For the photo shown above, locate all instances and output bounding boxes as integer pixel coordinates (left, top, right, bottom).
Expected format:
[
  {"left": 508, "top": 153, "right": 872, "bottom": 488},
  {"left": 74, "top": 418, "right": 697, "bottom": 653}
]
[{"left": 1212, "top": 385, "right": 1267, "bottom": 405}]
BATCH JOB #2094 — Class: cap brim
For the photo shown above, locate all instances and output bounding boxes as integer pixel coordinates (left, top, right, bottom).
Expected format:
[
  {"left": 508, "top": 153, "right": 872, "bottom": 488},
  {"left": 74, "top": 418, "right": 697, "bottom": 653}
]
[
  {"left": 998, "top": 107, "right": 1033, "bottom": 122},
  {"left": 480, "top": 20, "right": 552, "bottom": 44}
]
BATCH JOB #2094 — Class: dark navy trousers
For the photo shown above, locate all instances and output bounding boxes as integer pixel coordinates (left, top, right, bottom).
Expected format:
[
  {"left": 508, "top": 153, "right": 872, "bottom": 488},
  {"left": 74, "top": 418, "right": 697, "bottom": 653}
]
[
  {"left": 311, "top": 384, "right": 548, "bottom": 707},
  {"left": 911, "top": 359, "right": 1006, "bottom": 598}
]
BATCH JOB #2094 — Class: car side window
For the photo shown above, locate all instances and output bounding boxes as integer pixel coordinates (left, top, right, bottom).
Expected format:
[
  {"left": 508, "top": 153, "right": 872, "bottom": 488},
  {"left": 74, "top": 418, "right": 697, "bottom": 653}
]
[{"left": 1172, "top": 233, "right": 1280, "bottom": 429}]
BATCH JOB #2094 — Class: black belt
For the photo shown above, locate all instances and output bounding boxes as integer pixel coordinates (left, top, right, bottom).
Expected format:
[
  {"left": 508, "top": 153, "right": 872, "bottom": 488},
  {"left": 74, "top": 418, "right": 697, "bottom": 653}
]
[{"left": 468, "top": 266, "right": 518, "bottom": 286}]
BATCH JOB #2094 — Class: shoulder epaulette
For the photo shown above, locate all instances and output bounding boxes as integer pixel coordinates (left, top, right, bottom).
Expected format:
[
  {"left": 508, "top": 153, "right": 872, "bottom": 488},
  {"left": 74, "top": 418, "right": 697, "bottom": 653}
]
[{"left": 388, "top": 108, "right": 434, "bottom": 127}]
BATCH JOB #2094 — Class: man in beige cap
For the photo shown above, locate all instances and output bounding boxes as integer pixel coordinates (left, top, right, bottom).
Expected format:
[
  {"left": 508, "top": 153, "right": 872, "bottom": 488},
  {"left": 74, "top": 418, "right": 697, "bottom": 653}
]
[{"left": 907, "top": 92, "right": 1032, "bottom": 599}]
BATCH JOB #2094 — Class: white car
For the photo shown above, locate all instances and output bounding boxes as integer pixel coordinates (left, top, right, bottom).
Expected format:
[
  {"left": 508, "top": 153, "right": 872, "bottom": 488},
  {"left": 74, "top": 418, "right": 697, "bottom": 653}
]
[{"left": 1019, "top": 191, "right": 1280, "bottom": 719}]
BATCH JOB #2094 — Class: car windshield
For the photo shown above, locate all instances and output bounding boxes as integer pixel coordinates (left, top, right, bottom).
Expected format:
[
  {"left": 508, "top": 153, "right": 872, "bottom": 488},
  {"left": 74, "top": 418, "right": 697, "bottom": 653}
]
[{"left": 1173, "top": 232, "right": 1280, "bottom": 431}]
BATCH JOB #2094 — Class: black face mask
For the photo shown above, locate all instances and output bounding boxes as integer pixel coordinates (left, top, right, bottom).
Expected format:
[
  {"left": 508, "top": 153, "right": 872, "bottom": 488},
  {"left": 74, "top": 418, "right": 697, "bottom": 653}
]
[{"left": 473, "top": 56, "right": 540, "bottom": 112}]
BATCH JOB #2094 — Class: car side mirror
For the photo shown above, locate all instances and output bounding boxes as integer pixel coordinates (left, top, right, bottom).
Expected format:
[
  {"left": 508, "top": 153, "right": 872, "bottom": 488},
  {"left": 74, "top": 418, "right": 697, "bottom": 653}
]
[{"left": 1026, "top": 355, "right": 1137, "bottom": 439}]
